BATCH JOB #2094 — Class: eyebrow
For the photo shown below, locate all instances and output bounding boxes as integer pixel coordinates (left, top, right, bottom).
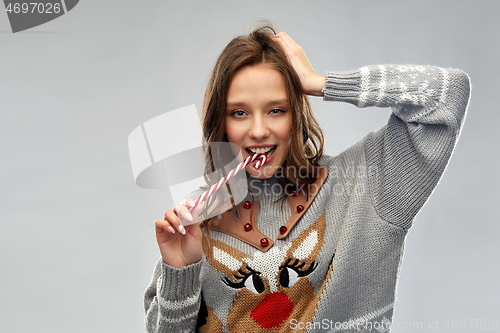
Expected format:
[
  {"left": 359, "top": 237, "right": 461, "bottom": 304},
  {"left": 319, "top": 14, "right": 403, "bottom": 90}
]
[{"left": 226, "top": 98, "right": 289, "bottom": 108}]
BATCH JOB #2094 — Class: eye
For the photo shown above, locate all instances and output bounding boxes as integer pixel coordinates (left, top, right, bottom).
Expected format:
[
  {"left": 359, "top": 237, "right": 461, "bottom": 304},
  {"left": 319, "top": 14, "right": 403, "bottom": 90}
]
[
  {"left": 278, "top": 259, "right": 317, "bottom": 288},
  {"left": 279, "top": 267, "right": 300, "bottom": 288},
  {"left": 244, "top": 273, "right": 265, "bottom": 294},
  {"left": 232, "top": 110, "right": 246, "bottom": 117},
  {"left": 222, "top": 267, "right": 265, "bottom": 294},
  {"left": 269, "top": 108, "right": 284, "bottom": 115}
]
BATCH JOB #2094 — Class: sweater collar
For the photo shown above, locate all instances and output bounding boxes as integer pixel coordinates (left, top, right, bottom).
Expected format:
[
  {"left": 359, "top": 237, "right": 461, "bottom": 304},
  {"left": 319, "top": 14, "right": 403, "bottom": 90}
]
[{"left": 209, "top": 165, "right": 329, "bottom": 252}]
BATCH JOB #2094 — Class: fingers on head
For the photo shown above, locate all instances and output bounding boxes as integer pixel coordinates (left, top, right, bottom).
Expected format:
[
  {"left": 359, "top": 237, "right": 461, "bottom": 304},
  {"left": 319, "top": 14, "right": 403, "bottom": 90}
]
[{"left": 271, "top": 32, "right": 285, "bottom": 42}]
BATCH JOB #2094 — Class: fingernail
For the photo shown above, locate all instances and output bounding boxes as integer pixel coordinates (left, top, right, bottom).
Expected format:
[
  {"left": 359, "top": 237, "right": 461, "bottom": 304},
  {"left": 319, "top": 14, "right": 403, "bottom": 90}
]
[
  {"left": 179, "top": 225, "right": 186, "bottom": 235},
  {"left": 184, "top": 212, "right": 193, "bottom": 222},
  {"left": 187, "top": 200, "right": 195, "bottom": 208},
  {"left": 167, "top": 226, "right": 176, "bottom": 234}
]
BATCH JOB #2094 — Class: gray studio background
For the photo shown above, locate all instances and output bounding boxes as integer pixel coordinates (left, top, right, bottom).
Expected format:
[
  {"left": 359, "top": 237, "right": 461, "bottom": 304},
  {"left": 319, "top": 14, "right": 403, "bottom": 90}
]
[{"left": 1, "top": 1, "right": 499, "bottom": 332}]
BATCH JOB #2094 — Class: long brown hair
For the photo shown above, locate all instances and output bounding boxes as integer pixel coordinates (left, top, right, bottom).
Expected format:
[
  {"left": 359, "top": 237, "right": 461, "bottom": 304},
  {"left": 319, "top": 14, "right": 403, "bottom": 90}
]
[{"left": 200, "top": 23, "right": 324, "bottom": 225}]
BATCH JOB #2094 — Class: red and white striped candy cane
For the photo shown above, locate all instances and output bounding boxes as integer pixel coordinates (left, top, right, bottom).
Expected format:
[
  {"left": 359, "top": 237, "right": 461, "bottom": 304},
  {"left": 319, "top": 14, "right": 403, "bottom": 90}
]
[{"left": 192, "top": 153, "right": 267, "bottom": 208}]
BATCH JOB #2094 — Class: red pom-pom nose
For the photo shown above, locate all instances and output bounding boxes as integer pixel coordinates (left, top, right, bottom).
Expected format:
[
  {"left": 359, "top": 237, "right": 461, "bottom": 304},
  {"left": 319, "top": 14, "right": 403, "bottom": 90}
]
[{"left": 250, "top": 292, "right": 293, "bottom": 328}]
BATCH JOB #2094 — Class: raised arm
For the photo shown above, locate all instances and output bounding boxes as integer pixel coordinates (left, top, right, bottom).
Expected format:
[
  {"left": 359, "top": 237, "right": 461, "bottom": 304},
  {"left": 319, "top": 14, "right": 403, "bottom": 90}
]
[
  {"left": 324, "top": 65, "right": 470, "bottom": 228},
  {"left": 274, "top": 32, "right": 471, "bottom": 229}
]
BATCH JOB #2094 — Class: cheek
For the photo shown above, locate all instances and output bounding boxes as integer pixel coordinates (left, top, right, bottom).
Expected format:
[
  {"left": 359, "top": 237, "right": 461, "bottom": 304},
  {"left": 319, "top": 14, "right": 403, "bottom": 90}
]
[
  {"left": 224, "top": 119, "right": 236, "bottom": 142},
  {"left": 281, "top": 115, "right": 293, "bottom": 139},
  {"left": 224, "top": 121, "right": 244, "bottom": 157},
  {"left": 225, "top": 127, "right": 241, "bottom": 145}
]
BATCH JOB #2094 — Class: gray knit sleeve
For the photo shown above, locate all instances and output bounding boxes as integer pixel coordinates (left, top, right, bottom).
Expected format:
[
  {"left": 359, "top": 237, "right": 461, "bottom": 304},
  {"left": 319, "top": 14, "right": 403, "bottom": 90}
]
[
  {"left": 323, "top": 65, "right": 471, "bottom": 229},
  {"left": 144, "top": 258, "right": 203, "bottom": 332}
]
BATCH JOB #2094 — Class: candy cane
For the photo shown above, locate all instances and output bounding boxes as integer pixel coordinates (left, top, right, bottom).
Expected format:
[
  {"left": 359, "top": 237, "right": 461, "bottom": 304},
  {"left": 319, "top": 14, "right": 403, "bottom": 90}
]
[{"left": 192, "top": 153, "right": 267, "bottom": 208}]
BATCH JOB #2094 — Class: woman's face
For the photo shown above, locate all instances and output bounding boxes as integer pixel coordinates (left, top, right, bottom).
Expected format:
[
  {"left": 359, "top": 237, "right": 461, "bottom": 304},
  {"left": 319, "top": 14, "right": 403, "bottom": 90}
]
[{"left": 225, "top": 64, "right": 292, "bottom": 179}]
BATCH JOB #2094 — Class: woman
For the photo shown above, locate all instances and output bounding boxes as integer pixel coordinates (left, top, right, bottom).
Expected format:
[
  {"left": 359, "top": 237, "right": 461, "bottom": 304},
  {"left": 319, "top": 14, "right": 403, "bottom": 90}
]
[{"left": 145, "top": 25, "right": 470, "bottom": 332}]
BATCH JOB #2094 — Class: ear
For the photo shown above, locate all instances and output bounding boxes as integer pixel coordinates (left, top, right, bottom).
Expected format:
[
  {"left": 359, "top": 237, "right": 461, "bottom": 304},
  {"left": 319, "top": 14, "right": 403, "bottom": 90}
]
[
  {"left": 286, "top": 211, "right": 327, "bottom": 264},
  {"left": 203, "top": 237, "right": 250, "bottom": 278}
]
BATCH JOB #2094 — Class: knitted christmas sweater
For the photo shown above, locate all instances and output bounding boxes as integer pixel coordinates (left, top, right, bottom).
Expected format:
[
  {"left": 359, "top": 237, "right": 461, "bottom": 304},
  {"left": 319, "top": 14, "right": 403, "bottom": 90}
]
[{"left": 144, "top": 65, "right": 471, "bottom": 332}]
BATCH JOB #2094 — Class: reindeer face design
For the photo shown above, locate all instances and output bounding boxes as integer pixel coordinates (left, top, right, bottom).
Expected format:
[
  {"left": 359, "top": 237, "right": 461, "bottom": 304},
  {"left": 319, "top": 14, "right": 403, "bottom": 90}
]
[{"left": 201, "top": 211, "right": 328, "bottom": 332}]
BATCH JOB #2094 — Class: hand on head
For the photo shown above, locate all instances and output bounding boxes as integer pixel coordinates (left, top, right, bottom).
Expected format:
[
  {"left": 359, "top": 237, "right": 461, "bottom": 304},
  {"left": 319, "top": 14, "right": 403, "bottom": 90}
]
[{"left": 271, "top": 32, "right": 326, "bottom": 96}]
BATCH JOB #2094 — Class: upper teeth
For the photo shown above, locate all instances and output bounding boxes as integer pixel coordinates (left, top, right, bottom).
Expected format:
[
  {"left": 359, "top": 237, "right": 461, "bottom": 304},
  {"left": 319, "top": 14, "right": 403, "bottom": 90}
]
[{"left": 248, "top": 146, "right": 273, "bottom": 154}]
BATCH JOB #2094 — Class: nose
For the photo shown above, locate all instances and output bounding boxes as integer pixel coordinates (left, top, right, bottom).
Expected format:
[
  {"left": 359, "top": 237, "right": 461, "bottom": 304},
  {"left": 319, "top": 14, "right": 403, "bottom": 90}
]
[
  {"left": 250, "top": 292, "right": 293, "bottom": 328},
  {"left": 248, "top": 115, "right": 270, "bottom": 140}
]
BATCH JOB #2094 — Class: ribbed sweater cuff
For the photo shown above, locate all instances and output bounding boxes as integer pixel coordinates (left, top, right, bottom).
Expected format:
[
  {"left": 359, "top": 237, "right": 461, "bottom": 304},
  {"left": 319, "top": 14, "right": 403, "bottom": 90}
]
[
  {"left": 159, "top": 260, "right": 202, "bottom": 300},
  {"left": 323, "top": 69, "right": 362, "bottom": 105}
]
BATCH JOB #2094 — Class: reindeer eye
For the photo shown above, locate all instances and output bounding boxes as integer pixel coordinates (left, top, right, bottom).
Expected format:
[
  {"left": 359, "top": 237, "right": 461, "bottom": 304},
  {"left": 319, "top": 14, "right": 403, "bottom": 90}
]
[
  {"left": 278, "top": 259, "right": 318, "bottom": 288},
  {"left": 222, "top": 266, "right": 265, "bottom": 293},
  {"left": 244, "top": 273, "right": 265, "bottom": 294},
  {"left": 279, "top": 267, "right": 300, "bottom": 288}
]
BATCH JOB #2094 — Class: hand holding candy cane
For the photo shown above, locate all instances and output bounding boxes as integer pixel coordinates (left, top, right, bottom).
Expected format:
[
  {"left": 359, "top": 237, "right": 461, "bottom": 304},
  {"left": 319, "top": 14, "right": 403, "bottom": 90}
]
[{"left": 154, "top": 153, "right": 267, "bottom": 268}]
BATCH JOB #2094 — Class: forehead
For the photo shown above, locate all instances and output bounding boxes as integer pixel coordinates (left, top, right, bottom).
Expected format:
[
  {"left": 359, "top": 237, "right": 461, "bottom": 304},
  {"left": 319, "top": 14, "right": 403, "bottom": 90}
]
[{"left": 226, "top": 65, "right": 288, "bottom": 106}]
